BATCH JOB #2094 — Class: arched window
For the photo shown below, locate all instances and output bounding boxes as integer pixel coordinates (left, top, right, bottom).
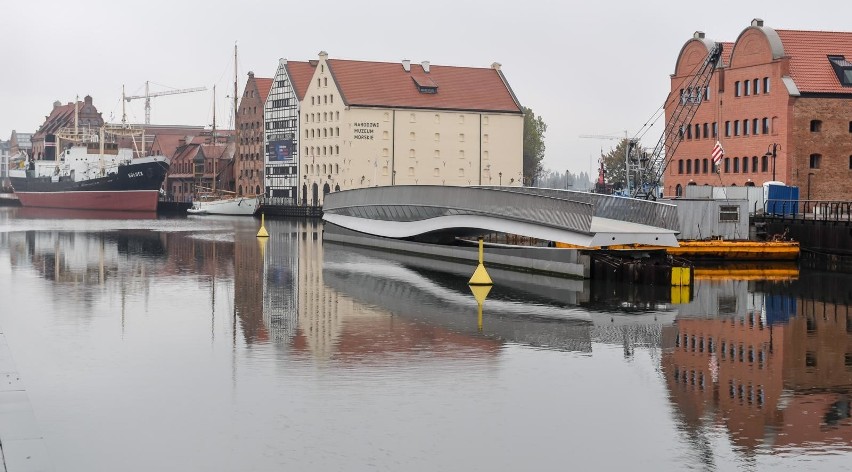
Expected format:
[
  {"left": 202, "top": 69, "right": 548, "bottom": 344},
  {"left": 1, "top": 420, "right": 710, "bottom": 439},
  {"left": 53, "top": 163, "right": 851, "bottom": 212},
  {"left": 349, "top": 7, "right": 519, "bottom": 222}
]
[
  {"left": 675, "top": 184, "right": 683, "bottom": 197},
  {"left": 694, "top": 159, "right": 700, "bottom": 173},
  {"left": 686, "top": 159, "right": 692, "bottom": 174}
]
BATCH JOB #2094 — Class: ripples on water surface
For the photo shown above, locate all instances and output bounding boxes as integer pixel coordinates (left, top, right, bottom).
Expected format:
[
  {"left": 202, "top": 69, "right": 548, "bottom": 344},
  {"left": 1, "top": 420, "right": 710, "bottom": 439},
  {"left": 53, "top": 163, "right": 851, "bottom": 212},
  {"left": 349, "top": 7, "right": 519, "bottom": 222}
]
[{"left": 0, "top": 207, "right": 849, "bottom": 471}]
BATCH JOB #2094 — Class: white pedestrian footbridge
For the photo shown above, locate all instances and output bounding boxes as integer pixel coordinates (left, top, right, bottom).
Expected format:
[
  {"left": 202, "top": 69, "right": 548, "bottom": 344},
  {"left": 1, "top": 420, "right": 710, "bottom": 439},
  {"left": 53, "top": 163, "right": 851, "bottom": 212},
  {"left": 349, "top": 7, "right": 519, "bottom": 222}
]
[{"left": 322, "top": 186, "right": 680, "bottom": 247}]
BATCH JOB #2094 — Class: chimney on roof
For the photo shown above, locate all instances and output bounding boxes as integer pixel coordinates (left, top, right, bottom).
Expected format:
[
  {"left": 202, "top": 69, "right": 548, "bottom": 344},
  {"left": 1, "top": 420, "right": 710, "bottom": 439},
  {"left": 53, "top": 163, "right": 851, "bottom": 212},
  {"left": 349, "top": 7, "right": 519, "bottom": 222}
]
[
  {"left": 751, "top": 18, "right": 764, "bottom": 27},
  {"left": 319, "top": 50, "right": 328, "bottom": 61},
  {"left": 402, "top": 59, "right": 411, "bottom": 72},
  {"left": 491, "top": 62, "right": 502, "bottom": 71},
  {"left": 693, "top": 31, "right": 705, "bottom": 39},
  {"left": 84, "top": 95, "right": 92, "bottom": 105},
  {"left": 421, "top": 61, "right": 430, "bottom": 73}
]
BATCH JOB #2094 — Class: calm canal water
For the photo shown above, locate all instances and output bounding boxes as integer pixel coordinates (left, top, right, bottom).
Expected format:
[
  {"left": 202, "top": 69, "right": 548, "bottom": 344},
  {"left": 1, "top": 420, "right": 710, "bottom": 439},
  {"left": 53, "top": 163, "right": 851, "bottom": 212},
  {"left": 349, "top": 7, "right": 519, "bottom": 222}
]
[{"left": 0, "top": 207, "right": 849, "bottom": 471}]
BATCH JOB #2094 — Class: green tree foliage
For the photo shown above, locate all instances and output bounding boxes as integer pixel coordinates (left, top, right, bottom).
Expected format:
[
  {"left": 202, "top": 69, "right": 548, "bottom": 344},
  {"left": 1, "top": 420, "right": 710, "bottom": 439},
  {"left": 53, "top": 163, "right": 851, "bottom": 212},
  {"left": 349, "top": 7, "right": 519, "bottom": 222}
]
[
  {"left": 601, "top": 138, "right": 631, "bottom": 191},
  {"left": 523, "top": 107, "right": 547, "bottom": 185}
]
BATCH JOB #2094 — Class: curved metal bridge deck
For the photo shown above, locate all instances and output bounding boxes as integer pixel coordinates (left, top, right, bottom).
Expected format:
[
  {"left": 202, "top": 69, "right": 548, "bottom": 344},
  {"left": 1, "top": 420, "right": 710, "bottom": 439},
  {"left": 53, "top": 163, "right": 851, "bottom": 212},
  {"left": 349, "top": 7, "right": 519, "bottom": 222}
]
[{"left": 322, "top": 186, "right": 680, "bottom": 247}]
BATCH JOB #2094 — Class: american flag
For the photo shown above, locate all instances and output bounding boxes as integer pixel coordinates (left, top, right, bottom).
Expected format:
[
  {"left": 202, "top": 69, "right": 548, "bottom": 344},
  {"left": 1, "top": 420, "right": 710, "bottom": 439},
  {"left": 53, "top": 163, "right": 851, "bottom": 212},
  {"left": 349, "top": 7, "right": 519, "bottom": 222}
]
[{"left": 711, "top": 140, "right": 724, "bottom": 165}]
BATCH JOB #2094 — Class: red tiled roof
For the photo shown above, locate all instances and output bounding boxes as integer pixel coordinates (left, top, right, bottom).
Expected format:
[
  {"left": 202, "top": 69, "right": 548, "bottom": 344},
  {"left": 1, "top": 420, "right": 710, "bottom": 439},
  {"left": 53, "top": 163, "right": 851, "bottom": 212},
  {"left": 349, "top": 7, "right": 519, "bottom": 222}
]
[
  {"left": 719, "top": 42, "right": 735, "bottom": 67},
  {"left": 255, "top": 78, "right": 273, "bottom": 103},
  {"left": 327, "top": 59, "right": 522, "bottom": 113},
  {"left": 284, "top": 61, "right": 317, "bottom": 101},
  {"left": 777, "top": 29, "right": 852, "bottom": 93}
]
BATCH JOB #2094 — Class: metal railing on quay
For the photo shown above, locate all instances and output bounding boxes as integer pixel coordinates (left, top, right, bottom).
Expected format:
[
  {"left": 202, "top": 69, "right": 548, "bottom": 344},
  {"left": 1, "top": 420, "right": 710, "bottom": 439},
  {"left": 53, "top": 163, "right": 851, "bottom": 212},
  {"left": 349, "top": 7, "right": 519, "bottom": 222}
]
[{"left": 759, "top": 199, "right": 852, "bottom": 222}]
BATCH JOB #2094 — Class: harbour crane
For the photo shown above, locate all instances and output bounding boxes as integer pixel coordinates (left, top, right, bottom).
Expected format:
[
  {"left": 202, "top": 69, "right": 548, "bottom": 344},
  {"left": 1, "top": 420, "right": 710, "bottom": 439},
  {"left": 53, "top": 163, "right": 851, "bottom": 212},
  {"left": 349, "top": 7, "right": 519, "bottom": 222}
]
[{"left": 124, "top": 81, "right": 207, "bottom": 124}]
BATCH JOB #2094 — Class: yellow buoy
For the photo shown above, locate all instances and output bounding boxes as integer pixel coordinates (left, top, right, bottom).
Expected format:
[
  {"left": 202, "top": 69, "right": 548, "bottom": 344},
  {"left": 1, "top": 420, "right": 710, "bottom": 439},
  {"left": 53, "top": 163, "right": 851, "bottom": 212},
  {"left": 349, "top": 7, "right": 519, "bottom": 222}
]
[
  {"left": 256, "top": 213, "right": 270, "bottom": 238},
  {"left": 468, "top": 238, "right": 493, "bottom": 285}
]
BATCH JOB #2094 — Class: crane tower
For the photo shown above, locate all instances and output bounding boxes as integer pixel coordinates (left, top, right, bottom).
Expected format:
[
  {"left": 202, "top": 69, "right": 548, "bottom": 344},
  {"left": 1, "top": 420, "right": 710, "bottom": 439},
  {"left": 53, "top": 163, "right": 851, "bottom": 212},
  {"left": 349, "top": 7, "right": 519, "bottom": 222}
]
[{"left": 124, "top": 81, "right": 207, "bottom": 124}]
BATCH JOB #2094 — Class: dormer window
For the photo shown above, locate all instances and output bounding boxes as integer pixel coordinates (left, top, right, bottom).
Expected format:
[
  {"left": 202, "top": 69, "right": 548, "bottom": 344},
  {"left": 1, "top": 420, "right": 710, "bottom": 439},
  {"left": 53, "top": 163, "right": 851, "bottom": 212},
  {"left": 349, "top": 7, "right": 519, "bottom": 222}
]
[
  {"left": 828, "top": 55, "right": 852, "bottom": 86},
  {"left": 412, "top": 75, "right": 438, "bottom": 94}
]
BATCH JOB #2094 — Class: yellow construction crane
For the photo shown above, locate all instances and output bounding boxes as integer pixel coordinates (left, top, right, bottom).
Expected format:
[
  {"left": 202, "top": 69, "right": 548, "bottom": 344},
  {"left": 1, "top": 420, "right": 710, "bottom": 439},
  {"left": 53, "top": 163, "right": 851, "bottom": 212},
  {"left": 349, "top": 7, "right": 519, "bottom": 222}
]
[{"left": 124, "top": 81, "right": 207, "bottom": 124}]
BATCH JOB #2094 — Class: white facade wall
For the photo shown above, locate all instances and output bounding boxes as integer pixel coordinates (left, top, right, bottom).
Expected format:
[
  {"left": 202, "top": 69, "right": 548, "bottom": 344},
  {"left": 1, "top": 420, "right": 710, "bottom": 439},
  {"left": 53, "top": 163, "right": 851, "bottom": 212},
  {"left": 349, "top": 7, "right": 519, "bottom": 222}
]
[{"left": 300, "top": 54, "right": 523, "bottom": 205}]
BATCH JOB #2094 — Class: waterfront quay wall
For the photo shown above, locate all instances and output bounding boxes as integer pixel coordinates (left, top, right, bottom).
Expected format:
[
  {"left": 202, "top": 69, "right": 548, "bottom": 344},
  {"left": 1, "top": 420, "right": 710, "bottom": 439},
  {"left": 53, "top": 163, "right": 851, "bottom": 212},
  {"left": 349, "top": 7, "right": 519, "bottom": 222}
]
[{"left": 754, "top": 215, "right": 852, "bottom": 271}]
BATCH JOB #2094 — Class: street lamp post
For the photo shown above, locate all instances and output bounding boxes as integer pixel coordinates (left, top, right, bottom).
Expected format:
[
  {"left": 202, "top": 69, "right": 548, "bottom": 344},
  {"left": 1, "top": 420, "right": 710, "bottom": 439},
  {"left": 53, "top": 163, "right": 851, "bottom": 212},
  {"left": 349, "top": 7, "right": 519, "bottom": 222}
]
[
  {"left": 499, "top": 172, "right": 502, "bottom": 186},
  {"left": 764, "top": 143, "right": 779, "bottom": 182},
  {"left": 807, "top": 172, "right": 815, "bottom": 213}
]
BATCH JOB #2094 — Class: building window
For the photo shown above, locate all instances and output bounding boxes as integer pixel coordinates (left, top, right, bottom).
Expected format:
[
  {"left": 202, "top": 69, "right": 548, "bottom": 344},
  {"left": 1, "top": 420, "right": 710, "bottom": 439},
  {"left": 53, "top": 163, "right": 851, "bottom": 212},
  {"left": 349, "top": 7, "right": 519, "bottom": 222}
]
[
  {"left": 753, "top": 78, "right": 760, "bottom": 94},
  {"left": 735, "top": 81, "right": 741, "bottom": 97},
  {"left": 752, "top": 156, "right": 759, "bottom": 172},
  {"left": 810, "top": 120, "right": 822, "bottom": 132},
  {"left": 686, "top": 125, "right": 692, "bottom": 139},
  {"left": 725, "top": 121, "right": 731, "bottom": 137},
  {"left": 763, "top": 117, "right": 770, "bottom": 134},
  {"left": 459, "top": 150, "right": 465, "bottom": 159},
  {"left": 744, "top": 80, "right": 751, "bottom": 96},
  {"left": 762, "top": 154, "right": 768, "bottom": 172},
  {"left": 410, "top": 113, "right": 416, "bottom": 123},
  {"left": 724, "top": 157, "right": 730, "bottom": 173},
  {"left": 753, "top": 118, "right": 759, "bottom": 135},
  {"left": 434, "top": 133, "right": 440, "bottom": 142},
  {"left": 810, "top": 153, "right": 821, "bottom": 169},
  {"left": 712, "top": 122, "right": 718, "bottom": 138},
  {"left": 459, "top": 133, "right": 465, "bottom": 142},
  {"left": 695, "top": 123, "right": 701, "bottom": 139},
  {"left": 702, "top": 158, "right": 708, "bottom": 174},
  {"left": 733, "top": 157, "right": 740, "bottom": 173},
  {"left": 763, "top": 77, "right": 770, "bottom": 93},
  {"left": 483, "top": 134, "right": 490, "bottom": 144},
  {"left": 678, "top": 159, "right": 683, "bottom": 174},
  {"left": 703, "top": 123, "right": 708, "bottom": 139},
  {"left": 719, "top": 205, "right": 740, "bottom": 223},
  {"left": 409, "top": 132, "right": 415, "bottom": 141},
  {"left": 744, "top": 119, "right": 750, "bottom": 135},
  {"left": 434, "top": 114, "right": 440, "bottom": 124},
  {"left": 849, "top": 155, "right": 852, "bottom": 169},
  {"left": 686, "top": 159, "right": 692, "bottom": 174},
  {"left": 734, "top": 120, "right": 740, "bottom": 136},
  {"left": 409, "top": 149, "right": 415, "bottom": 158}
]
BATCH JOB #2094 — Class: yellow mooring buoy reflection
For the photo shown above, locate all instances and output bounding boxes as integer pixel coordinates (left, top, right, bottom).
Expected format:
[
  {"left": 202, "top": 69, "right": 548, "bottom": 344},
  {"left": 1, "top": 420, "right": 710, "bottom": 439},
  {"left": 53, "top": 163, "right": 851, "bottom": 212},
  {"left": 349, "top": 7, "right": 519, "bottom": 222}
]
[
  {"left": 468, "top": 238, "right": 493, "bottom": 331},
  {"left": 257, "top": 213, "right": 269, "bottom": 238},
  {"left": 469, "top": 284, "right": 492, "bottom": 331}
]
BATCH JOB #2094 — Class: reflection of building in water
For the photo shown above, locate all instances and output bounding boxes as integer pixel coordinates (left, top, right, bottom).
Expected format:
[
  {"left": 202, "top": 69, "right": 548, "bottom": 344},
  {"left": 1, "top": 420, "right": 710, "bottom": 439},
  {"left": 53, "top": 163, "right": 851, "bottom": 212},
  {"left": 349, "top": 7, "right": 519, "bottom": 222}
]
[
  {"left": 233, "top": 224, "right": 268, "bottom": 344},
  {"left": 662, "top": 277, "right": 852, "bottom": 452},
  {"left": 260, "top": 221, "right": 299, "bottom": 343}
]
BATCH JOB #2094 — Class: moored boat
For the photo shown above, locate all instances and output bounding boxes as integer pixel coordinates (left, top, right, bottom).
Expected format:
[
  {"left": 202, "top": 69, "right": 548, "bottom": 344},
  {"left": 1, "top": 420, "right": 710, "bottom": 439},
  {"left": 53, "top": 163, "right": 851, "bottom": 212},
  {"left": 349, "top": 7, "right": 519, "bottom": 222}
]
[
  {"left": 187, "top": 192, "right": 259, "bottom": 215},
  {"left": 8, "top": 124, "right": 169, "bottom": 212}
]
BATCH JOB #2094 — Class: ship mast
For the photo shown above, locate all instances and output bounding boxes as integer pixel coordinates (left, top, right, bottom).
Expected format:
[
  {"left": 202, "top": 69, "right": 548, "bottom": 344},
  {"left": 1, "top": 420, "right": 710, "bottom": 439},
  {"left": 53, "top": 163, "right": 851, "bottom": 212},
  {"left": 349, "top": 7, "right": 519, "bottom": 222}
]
[{"left": 212, "top": 85, "right": 217, "bottom": 193}]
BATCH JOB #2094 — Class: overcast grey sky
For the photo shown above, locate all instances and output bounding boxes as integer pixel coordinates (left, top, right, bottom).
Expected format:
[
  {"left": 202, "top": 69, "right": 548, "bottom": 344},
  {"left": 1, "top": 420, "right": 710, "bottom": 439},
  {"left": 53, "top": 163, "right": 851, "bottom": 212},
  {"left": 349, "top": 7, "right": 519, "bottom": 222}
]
[{"left": 2, "top": 0, "right": 847, "bottom": 176}]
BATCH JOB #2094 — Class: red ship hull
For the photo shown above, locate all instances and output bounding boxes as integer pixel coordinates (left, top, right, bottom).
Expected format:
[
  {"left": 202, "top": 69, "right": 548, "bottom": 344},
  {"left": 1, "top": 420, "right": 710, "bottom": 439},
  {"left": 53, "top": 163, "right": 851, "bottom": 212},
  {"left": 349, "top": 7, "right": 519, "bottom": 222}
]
[{"left": 14, "top": 190, "right": 160, "bottom": 212}]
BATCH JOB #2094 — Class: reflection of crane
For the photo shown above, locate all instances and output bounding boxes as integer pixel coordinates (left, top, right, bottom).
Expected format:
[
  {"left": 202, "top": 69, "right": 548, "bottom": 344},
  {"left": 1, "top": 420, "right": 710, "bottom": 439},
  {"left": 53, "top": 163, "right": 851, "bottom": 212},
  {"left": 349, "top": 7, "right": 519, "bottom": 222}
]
[{"left": 124, "top": 81, "right": 207, "bottom": 124}]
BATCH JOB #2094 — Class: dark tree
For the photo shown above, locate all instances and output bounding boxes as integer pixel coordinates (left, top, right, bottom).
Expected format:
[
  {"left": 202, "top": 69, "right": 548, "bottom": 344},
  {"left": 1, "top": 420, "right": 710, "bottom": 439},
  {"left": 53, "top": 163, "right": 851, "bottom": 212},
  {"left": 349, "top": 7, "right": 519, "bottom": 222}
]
[{"left": 522, "top": 107, "right": 546, "bottom": 185}]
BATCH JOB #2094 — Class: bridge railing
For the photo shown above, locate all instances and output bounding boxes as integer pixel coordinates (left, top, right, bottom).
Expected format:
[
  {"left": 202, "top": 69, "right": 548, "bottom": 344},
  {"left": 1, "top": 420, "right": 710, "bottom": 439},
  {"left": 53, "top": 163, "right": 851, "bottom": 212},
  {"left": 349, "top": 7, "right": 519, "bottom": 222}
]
[{"left": 760, "top": 199, "right": 852, "bottom": 222}]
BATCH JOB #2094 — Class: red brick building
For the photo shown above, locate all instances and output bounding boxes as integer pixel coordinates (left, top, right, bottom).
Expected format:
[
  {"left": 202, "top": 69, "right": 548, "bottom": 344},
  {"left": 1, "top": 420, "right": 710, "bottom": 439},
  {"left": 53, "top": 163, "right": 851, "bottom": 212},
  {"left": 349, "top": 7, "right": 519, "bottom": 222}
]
[
  {"left": 667, "top": 19, "right": 852, "bottom": 200},
  {"left": 235, "top": 72, "right": 272, "bottom": 197},
  {"left": 32, "top": 96, "right": 104, "bottom": 160}
]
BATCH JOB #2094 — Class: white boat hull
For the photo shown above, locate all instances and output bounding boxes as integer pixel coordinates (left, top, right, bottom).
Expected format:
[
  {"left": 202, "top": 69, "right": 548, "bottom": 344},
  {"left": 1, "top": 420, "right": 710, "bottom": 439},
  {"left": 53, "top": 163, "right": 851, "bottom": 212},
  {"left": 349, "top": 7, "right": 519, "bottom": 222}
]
[{"left": 188, "top": 196, "right": 259, "bottom": 216}]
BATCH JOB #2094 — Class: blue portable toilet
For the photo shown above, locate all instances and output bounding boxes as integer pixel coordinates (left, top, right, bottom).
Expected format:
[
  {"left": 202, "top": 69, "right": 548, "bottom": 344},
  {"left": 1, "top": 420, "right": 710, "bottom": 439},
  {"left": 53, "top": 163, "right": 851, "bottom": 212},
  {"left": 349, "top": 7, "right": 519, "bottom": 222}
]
[{"left": 763, "top": 182, "right": 799, "bottom": 216}]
